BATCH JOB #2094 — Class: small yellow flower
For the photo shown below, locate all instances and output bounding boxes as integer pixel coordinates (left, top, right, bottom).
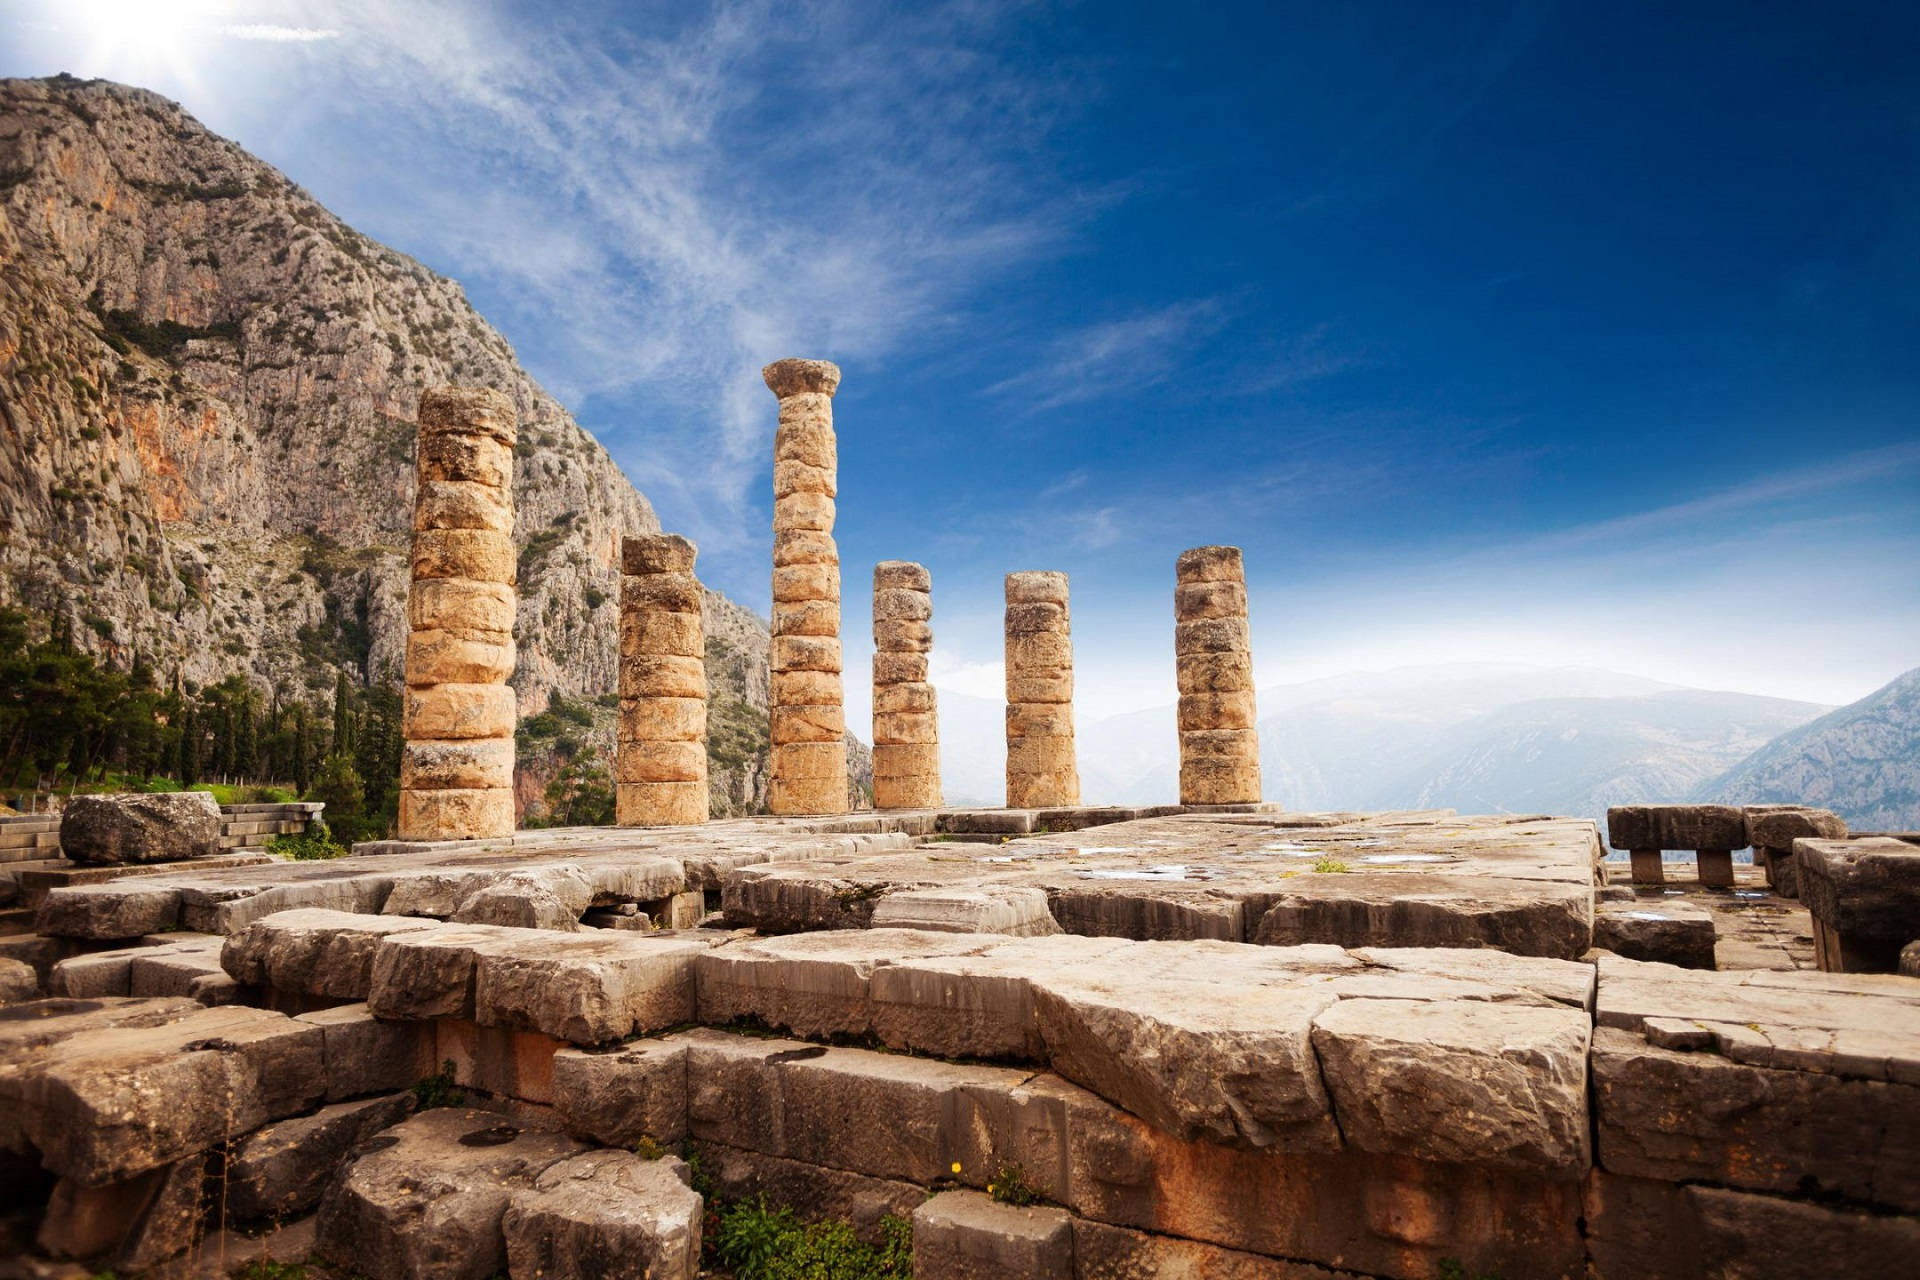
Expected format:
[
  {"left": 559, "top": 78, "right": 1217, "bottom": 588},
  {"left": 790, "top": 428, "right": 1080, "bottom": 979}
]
[
  {"left": 950, "top": 1162, "right": 961, "bottom": 1174},
  {"left": 987, "top": 1184, "right": 997, "bottom": 1195}
]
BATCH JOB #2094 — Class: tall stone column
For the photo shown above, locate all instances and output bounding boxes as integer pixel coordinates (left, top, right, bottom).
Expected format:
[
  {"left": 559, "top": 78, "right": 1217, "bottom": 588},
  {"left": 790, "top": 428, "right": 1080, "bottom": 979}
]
[
  {"left": 872, "top": 561, "right": 940, "bottom": 809},
  {"left": 399, "top": 387, "right": 518, "bottom": 841},
  {"left": 764, "top": 358, "right": 848, "bottom": 816},
  {"left": 1005, "top": 571, "right": 1079, "bottom": 809},
  {"left": 617, "top": 533, "right": 708, "bottom": 826},
  {"left": 1175, "top": 545, "right": 1262, "bottom": 806}
]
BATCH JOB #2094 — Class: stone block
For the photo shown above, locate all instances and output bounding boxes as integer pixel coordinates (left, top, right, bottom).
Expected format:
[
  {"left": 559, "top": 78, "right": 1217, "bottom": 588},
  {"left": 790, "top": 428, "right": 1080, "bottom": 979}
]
[
  {"left": 773, "top": 421, "right": 837, "bottom": 469},
  {"left": 38, "top": 1154, "right": 204, "bottom": 1271},
  {"left": 1006, "top": 571, "right": 1069, "bottom": 604},
  {"left": 1177, "top": 690, "right": 1257, "bottom": 731},
  {"left": 410, "top": 577, "right": 518, "bottom": 636},
  {"left": 617, "top": 781, "right": 709, "bottom": 827},
  {"left": 1798, "top": 836, "right": 1920, "bottom": 972},
  {"left": 296, "top": 1003, "right": 439, "bottom": 1102},
  {"left": 1174, "top": 617, "right": 1250, "bottom": 654},
  {"left": 397, "top": 786, "right": 515, "bottom": 842},
  {"left": 912, "top": 1191, "right": 1073, "bottom": 1280},
  {"left": 59, "top": 791, "right": 221, "bottom": 866},
  {"left": 1006, "top": 630, "right": 1073, "bottom": 673},
  {"left": 1746, "top": 804, "right": 1848, "bottom": 849},
  {"left": 774, "top": 490, "right": 835, "bottom": 532},
  {"left": 620, "top": 572, "right": 703, "bottom": 615},
  {"left": 768, "top": 774, "right": 848, "bottom": 816},
  {"left": 420, "top": 385, "right": 518, "bottom": 446},
  {"left": 411, "top": 527, "right": 515, "bottom": 582},
  {"left": 1069, "top": 1218, "right": 1338, "bottom": 1279},
  {"left": 406, "top": 628, "right": 515, "bottom": 686},
  {"left": 417, "top": 428, "right": 512, "bottom": 488},
  {"left": 1605, "top": 803, "right": 1746, "bottom": 852},
  {"left": 227, "top": 1092, "right": 414, "bottom": 1221},
  {"left": 1006, "top": 703, "right": 1074, "bottom": 739},
  {"left": 8, "top": 1004, "right": 325, "bottom": 1184},
  {"left": 622, "top": 533, "right": 698, "bottom": 576},
  {"left": 552, "top": 1038, "right": 689, "bottom": 1146},
  {"left": 874, "top": 560, "right": 932, "bottom": 592},
  {"left": 772, "top": 668, "right": 844, "bottom": 706},
  {"left": 872, "top": 652, "right": 929, "bottom": 684},
  {"left": 618, "top": 653, "right": 707, "bottom": 700},
  {"left": 313, "top": 1108, "right": 584, "bottom": 1280},
  {"left": 1309, "top": 997, "right": 1591, "bottom": 1174},
  {"left": 1175, "top": 544, "right": 1243, "bottom": 583},
  {"left": 503, "top": 1150, "right": 702, "bottom": 1280},
  {"left": 771, "top": 634, "right": 842, "bottom": 673},
  {"left": 414, "top": 479, "right": 512, "bottom": 532},
  {"left": 404, "top": 681, "right": 516, "bottom": 740},
  {"left": 616, "top": 739, "right": 708, "bottom": 785},
  {"left": 873, "top": 587, "right": 932, "bottom": 622},
  {"left": 773, "top": 703, "right": 848, "bottom": 744},
  {"left": 0, "top": 956, "right": 36, "bottom": 1003},
  {"left": 222, "top": 909, "right": 445, "bottom": 1001},
  {"left": 368, "top": 923, "right": 526, "bottom": 1021},
  {"left": 773, "top": 528, "right": 837, "bottom": 567},
  {"left": 618, "top": 695, "right": 706, "bottom": 743},
  {"left": 1173, "top": 579, "right": 1248, "bottom": 621},
  {"left": 772, "top": 741, "right": 847, "bottom": 779},
  {"left": 620, "top": 609, "right": 704, "bottom": 659},
  {"left": 400, "top": 737, "right": 516, "bottom": 790},
  {"left": 1175, "top": 649, "right": 1254, "bottom": 695},
  {"left": 773, "top": 596, "right": 840, "bottom": 637},
  {"left": 873, "top": 681, "right": 937, "bottom": 715},
  {"left": 472, "top": 932, "right": 711, "bottom": 1044},
  {"left": 438, "top": 1019, "right": 564, "bottom": 1103},
  {"left": 1593, "top": 900, "right": 1716, "bottom": 968},
  {"left": 451, "top": 867, "right": 594, "bottom": 932},
  {"left": 871, "top": 887, "right": 1061, "bottom": 937}
]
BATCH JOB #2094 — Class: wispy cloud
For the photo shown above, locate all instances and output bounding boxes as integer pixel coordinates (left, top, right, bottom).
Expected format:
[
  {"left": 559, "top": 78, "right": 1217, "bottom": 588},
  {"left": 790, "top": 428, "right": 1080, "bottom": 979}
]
[
  {"left": 281, "top": 0, "right": 1095, "bottom": 560},
  {"left": 222, "top": 25, "right": 340, "bottom": 43},
  {"left": 987, "top": 299, "right": 1225, "bottom": 410}
]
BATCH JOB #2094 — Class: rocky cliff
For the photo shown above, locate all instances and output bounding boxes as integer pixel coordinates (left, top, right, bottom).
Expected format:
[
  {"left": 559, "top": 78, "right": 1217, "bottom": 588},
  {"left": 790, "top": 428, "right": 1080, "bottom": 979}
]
[
  {"left": 0, "top": 75, "right": 790, "bottom": 812},
  {"left": 1701, "top": 666, "right": 1920, "bottom": 831}
]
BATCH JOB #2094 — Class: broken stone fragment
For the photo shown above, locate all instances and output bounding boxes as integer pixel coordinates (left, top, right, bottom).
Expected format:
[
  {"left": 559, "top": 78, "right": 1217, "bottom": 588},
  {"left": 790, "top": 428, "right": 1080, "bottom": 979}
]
[
  {"left": 502, "top": 1149, "right": 703, "bottom": 1280},
  {"left": 1593, "top": 900, "right": 1717, "bottom": 969},
  {"left": 227, "top": 1091, "right": 414, "bottom": 1221},
  {"left": 59, "top": 791, "right": 221, "bottom": 865},
  {"left": 0, "top": 957, "right": 39, "bottom": 1003},
  {"left": 313, "top": 1108, "right": 584, "bottom": 1280}
]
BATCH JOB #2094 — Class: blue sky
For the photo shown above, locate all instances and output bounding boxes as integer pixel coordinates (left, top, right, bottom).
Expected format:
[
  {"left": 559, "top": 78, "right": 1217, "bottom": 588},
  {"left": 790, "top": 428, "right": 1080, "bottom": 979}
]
[{"left": 6, "top": 0, "right": 1918, "bottom": 717}]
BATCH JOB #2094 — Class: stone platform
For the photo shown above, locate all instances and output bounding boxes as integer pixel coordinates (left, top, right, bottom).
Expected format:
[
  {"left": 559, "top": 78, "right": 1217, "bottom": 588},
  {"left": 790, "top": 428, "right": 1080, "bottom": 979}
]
[{"left": 1, "top": 806, "right": 1913, "bottom": 1280}]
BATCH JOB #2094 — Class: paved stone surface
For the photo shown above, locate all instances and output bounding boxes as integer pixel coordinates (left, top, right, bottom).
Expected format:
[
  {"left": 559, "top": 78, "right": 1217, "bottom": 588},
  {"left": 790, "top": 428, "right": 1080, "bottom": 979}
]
[{"left": 726, "top": 811, "right": 1600, "bottom": 956}]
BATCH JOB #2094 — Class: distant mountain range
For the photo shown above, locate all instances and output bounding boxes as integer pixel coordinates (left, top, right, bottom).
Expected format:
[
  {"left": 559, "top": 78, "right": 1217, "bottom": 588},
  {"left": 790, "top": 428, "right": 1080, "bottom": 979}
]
[
  {"left": 935, "top": 662, "right": 1919, "bottom": 829},
  {"left": 1698, "top": 666, "right": 1920, "bottom": 831}
]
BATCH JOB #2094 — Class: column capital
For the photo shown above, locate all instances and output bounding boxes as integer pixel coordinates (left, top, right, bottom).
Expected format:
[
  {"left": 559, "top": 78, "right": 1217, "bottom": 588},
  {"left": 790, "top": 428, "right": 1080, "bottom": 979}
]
[{"left": 763, "top": 358, "right": 842, "bottom": 398}]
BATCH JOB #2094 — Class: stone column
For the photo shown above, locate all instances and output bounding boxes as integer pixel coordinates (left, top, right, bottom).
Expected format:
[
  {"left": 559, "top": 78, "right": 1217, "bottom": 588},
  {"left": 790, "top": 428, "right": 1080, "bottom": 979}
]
[
  {"left": 1175, "top": 546, "right": 1262, "bottom": 806},
  {"left": 872, "top": 561, "right": 940, "bottom": 809},
  {"left": 1005, "top": 571, "right": 1079, "bottom": 809},
  {"left": 764, "top": 358, "right": 848, "bottom": 816},
  {"left": 399, "top": 387, "right": 518, "bottom": 841},
  {"left": 617, "top": 534, "right": 708, "bottom": 826}
]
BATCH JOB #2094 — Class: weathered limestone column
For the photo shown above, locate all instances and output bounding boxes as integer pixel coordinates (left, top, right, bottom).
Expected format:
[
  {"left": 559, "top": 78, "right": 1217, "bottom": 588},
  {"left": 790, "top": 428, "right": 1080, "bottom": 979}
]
[
  {"left": 1005, "top": 571, "right": 1079, "bottom": 809},
  {"left": 1175, "top": 545, "right": 1262, "bottom": 806},
  {"left": 399, "top": 387, "right": 518, "bottom": 841},
  {"left": 617, "top": 534, "right": 708, "bottom": 826},
  {"left": 764, "top": 358, "right": 848, "bottom": 816},
  {"left": 872, "top": 561, "right": 940, "bottom": 809}
]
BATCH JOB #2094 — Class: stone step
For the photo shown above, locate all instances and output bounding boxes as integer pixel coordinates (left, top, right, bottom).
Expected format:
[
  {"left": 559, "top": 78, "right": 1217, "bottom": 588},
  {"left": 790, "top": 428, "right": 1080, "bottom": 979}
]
[{"left": 0, "top": 828, "right": 62, "bottom": 851}]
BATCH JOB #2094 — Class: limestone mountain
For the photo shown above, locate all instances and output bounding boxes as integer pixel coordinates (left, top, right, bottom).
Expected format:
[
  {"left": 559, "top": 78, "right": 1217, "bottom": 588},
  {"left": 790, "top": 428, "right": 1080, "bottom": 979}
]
[
  {"left": 1698, "top": 665, "right": 1920, "bottom": 831},
  {"left": 0, "top": 75, "right": 779, "bottom": 811}
]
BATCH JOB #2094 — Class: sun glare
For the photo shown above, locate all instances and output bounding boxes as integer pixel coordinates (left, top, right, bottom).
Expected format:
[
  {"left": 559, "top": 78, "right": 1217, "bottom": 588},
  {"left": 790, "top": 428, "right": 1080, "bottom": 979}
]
[{"left": 59, "top": 0, "right": 229, "bottom": 89}]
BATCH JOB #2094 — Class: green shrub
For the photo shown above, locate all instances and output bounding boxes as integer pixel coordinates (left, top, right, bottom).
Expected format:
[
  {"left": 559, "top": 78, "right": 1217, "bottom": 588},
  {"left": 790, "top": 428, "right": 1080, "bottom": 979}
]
[
  {"left": 712, "top": 1197, "right": 911, "bottom": 1280},
  {"left": 272, "top": 821, "right": 345, "bottom": 861},
  {"left": 987, "top": 1160, "right": 1045, "bottom": 1206},
  {"left": 1311, "top": 856, "right": 1350, "bottom": 874},
  {"left": 411, "top": 1060, "right": 465, "bottom": 1110}
]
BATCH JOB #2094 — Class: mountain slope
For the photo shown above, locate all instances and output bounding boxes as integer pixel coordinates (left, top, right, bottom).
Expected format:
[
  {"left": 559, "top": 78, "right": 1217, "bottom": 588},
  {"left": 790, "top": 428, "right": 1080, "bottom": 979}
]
[
  {"left": 1699, "top": 666, "right": 1920, "bottom": 829},
  {"left": 0, "top": 75, "right": 781, "bottom": 809},
  {"left": 935, "top": 663, "right": 1832, "bottom": 817}
]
